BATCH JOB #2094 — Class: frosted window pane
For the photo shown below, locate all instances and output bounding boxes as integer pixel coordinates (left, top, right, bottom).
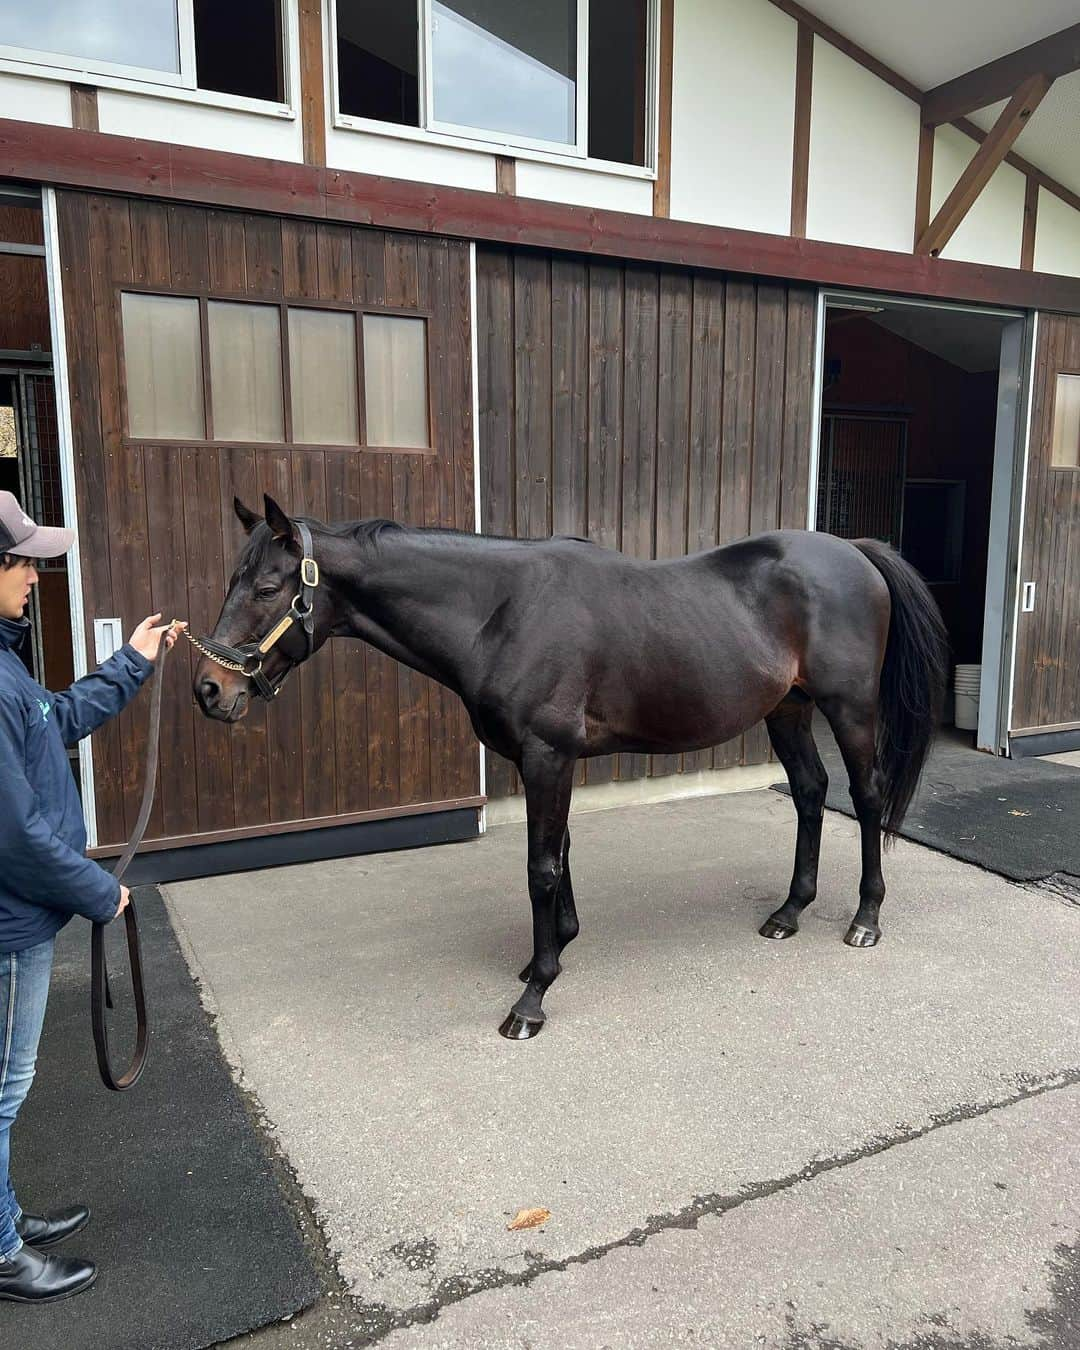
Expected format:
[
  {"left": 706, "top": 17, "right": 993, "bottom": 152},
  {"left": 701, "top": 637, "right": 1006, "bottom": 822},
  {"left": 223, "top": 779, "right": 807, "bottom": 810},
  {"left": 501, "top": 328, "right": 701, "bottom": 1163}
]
[
  {"left": 431, "top": 0, "right": 576, "bottom": 145},
  {"left": 1051, "top": 373, "right": 1080, "bottom": 469},
  {"left": 363, "top": 315, "right": 429, "bottom": 448},
  {"left": 288, "top": 308, "right": 359, "bottom": 445},
  {"left": 121, "top": 293, "right": 204, "bottom": 440},
  {"left": 0, "top": 0, "right": 180, "bottom": 74},
  {"left": 208, "top": 302, "right": 284, "bottom": 443}
]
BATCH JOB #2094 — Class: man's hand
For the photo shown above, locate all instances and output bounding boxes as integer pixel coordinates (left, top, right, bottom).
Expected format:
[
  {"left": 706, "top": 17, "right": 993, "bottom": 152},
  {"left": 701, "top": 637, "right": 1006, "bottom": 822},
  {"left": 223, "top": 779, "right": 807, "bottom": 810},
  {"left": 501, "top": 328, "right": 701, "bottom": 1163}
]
[
  {"left": 115, "top": 885, "right": 130, "bottom": 919},
  {"left": 128, "top": 613, "right": 187, "bottom": 662}
]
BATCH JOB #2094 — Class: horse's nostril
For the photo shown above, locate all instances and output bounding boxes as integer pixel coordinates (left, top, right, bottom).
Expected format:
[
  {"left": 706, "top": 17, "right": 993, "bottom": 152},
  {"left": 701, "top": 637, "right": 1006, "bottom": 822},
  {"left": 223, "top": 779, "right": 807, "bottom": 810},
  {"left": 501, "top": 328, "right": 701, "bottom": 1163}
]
[{"left": 199, "top": 676, "right": 221, "bottom": 706}]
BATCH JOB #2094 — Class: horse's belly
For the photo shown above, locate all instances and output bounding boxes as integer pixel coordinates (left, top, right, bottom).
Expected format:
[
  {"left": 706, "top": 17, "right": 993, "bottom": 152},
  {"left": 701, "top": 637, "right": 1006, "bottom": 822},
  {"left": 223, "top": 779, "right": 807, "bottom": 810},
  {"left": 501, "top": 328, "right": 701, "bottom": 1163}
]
[{"left": 585, "top": 665, "right": 791, "bottom": 756}]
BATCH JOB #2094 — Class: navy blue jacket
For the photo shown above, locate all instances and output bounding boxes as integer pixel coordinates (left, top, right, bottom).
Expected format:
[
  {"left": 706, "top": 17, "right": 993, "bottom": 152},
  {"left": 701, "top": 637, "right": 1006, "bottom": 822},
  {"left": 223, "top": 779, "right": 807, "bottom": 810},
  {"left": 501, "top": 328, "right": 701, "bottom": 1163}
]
[{"left": 0, "top": 616, "right": 153, "bottom": 952}]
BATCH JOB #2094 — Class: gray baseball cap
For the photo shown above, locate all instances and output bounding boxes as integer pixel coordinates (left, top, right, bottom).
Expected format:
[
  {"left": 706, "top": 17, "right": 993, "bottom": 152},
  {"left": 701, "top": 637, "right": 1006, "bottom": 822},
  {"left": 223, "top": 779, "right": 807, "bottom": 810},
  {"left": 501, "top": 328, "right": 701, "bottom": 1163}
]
[{"left": 0, "top": 491, "right": 74, "bottom": 559}]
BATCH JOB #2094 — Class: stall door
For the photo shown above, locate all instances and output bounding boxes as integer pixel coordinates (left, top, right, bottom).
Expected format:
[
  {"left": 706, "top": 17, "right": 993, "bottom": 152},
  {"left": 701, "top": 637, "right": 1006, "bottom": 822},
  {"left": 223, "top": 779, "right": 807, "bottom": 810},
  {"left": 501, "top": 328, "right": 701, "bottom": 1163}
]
[{"left": 1011, "top": 312, "right": 1080, "bottom": 749}]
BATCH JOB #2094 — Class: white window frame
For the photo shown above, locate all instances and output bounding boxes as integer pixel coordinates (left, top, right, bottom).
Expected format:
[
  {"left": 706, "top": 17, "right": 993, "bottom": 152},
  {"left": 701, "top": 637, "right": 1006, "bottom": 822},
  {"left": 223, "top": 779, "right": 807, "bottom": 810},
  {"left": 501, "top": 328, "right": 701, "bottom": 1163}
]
[
  {"left": 329, "top": 0, "right": 659, "bottom": 177},
  {"left": 0, "top": 0, "right": 295, "bottom": 115}
]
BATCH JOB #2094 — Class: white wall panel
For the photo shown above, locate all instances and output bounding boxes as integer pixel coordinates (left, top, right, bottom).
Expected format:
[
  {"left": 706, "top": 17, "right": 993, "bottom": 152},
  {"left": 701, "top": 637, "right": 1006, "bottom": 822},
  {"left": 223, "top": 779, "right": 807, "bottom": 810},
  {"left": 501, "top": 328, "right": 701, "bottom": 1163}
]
[
  {"left": 515, "top": 161, "right": 652, "bottom": 214},
  {"left": 805, "top": 39, "right": 919, "bottom": 252},
  {"left": 327, "top": 128, "right": 496, "bottom": 193},
  {"left": 668, "top": 0, "right": 796, "bottom": 235},
  {"left": 0, "top": 70, "right": 72, "bottom": 127},
  {"left": 97, "top": 91, "right": 303, "bottom": 161},
  {"left": 1033, "top": 189, "right": 1080, "bottom": 279},
  {"left": 933, "top": 124, "right": 1025, "bottom": 270}
]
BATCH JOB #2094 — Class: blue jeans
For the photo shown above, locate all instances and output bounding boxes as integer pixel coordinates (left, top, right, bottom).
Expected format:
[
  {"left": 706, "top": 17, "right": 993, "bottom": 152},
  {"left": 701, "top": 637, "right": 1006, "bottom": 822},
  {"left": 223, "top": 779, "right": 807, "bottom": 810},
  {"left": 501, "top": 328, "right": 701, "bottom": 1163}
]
[{"left": 0, "top": 938, "right": 54, "bottom": 1260}]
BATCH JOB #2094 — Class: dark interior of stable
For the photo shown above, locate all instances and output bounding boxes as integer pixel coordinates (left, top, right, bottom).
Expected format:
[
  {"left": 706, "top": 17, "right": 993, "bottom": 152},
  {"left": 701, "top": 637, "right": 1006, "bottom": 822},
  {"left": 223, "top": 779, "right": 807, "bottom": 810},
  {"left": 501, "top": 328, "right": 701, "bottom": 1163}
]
[
  {"left": 819, "top": 304, "right": 1008, "bottom": 680},
  {"left": 0, "top": 194, "right": 74, "bottom": 692}
]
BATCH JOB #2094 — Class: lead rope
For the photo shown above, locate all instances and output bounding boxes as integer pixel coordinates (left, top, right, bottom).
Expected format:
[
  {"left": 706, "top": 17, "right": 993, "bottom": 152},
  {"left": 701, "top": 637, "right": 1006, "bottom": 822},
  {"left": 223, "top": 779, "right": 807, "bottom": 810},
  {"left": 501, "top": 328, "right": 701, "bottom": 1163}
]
[{"left": 90, "top": 625, "right": 176, "bottom": 1091}]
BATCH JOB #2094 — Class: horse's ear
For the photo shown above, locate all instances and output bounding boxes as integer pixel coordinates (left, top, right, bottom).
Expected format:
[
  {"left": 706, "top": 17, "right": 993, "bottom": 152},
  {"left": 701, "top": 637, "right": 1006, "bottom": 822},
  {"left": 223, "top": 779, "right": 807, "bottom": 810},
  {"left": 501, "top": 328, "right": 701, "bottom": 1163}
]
[
  {"left": 263, "top": 494, "right": 297, "bottom": 546},
  {"left": 234, "top": 498, "right": 261, "bottom": 535}
]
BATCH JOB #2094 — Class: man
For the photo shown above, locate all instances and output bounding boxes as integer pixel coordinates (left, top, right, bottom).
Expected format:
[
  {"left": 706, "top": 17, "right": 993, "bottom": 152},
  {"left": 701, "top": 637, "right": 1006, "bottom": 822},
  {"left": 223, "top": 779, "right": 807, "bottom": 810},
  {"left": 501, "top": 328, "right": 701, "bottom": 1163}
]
[{"left": 0, "top": 490, "right": 182, "bottom": 1304}]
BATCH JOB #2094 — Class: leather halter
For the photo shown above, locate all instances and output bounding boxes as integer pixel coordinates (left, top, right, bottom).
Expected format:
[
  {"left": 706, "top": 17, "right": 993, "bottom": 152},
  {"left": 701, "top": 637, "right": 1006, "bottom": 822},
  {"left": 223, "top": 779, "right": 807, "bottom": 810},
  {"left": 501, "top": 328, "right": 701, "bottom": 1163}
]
[{"left": 187, "top": 521, "right": 320, "bottom": 700}]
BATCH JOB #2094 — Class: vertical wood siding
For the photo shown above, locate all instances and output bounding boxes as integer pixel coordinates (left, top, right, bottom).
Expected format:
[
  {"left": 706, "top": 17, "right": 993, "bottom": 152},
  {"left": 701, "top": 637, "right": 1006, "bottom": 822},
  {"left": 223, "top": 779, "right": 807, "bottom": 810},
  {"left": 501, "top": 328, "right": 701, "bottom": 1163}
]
[
  {"left": 58, "top": 190, "right": 479, "bottom": 848},
  {"left": 1012, "top": 312, "right": 1080, "bottom": 734},
  {"left": 478, "top": 245, "right": 817, "bottom": 796}
]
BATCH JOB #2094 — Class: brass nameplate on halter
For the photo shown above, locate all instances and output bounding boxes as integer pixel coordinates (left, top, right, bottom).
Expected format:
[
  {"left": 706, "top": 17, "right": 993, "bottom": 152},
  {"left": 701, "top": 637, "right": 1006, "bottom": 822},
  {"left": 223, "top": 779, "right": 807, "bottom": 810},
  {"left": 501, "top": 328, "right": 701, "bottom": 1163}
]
[
  {"left": 301, "top": 558, "right": 319, "bottom": 588},
  {"left": 257, "top": 614, "right": 296, "bottom": 655}
]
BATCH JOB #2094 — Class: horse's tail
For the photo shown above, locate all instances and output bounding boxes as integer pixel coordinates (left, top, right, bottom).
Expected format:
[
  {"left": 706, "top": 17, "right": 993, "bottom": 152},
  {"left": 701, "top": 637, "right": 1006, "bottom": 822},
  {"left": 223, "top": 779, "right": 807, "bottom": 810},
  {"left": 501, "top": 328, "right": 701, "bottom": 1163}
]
[{"left": 852, "top": 539, "right": 949, "bottom": 844}]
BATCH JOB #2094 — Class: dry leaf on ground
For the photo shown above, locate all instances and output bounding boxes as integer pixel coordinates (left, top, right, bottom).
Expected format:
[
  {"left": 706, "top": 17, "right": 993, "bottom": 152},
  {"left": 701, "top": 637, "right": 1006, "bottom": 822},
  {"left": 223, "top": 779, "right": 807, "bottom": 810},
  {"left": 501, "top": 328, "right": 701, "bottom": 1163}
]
[{"left": 507, "top": 1207, "right": 551, "bottom": 1231}]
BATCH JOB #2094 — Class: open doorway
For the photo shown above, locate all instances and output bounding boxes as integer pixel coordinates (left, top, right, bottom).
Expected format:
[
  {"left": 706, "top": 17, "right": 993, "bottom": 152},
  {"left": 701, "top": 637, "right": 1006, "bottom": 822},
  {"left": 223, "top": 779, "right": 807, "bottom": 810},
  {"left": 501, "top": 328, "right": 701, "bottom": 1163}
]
[
  {"left": 815, "top": 295, "right": 1022, "bottom": 748},
  {"left": 0, "top": 188, "right": 75, "bottom": 693}
]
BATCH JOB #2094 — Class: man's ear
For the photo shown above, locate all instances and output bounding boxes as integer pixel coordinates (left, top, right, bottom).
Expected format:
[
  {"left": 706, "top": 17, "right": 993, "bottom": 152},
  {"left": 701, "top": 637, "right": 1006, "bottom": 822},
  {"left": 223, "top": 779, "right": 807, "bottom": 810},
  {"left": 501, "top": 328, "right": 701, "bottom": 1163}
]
[
  {"left": 263, "top": 494, "right": 297, "bottom": 547},
  {"left": 234, "top": 498, "right": 261, "bottom": 535}
]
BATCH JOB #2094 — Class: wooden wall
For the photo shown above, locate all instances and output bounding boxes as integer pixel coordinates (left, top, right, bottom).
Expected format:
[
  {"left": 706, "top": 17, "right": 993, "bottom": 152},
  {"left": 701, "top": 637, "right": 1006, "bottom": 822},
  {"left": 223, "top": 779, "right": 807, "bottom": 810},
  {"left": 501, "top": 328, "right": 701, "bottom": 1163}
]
[
  {"left": 1012, "top": 311, "right": 1080, "bottom": 736},
  {"left": 477, "top": 246, "right": 817, "bottom": 796},
  {"left": 0, "top": 203, "right": 50, "bottom": 354},
  {"left": 57, "top": 190, "right": 479, "bottom": 850}
]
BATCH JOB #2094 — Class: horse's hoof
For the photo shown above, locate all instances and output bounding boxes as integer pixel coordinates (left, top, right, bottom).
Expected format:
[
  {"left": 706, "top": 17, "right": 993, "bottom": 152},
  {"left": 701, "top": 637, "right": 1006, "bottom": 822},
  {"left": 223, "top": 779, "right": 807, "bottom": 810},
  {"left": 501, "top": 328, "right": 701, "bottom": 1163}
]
[
  {"left": 844, "top": 923, "right": 881, "bottom": 948},
  {"left": 499, "top": 1011, "right": 545, "bottom": 1040},
  {"left": 759, "top": 918, "right": 798, "bottom": 940}
]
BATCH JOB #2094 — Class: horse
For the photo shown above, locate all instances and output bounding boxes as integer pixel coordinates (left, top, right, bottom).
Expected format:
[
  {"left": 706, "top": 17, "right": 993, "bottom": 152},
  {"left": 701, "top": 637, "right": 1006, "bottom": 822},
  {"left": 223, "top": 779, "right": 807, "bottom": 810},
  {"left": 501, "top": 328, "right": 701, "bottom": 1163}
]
[{"left": 193, "top": 494, "right": 948, "bottom": 1040}]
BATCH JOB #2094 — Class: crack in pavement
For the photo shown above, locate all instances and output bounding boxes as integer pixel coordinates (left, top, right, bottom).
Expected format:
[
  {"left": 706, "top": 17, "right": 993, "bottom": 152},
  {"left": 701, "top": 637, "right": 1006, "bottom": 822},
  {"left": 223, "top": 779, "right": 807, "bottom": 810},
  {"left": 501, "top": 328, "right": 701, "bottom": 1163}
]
[{"left": 336, "top": 1065, "right": 1080, "bottom": 1343}]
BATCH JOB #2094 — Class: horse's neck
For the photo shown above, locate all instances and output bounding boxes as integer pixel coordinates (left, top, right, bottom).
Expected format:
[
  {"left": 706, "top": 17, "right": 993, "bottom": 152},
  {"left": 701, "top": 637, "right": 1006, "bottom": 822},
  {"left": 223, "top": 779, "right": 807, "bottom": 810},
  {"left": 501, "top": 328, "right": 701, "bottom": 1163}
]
[{"left": 334, "top": 529, "right": 494, "bottom": 687}]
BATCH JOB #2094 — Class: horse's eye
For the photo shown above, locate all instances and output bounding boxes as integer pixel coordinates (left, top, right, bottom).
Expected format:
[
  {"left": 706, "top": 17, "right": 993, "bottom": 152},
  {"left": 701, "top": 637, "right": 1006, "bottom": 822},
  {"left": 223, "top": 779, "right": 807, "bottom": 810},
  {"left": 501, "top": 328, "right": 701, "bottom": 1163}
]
[{"left": 256, "top": 586, "right": 279, "bottom": 599}]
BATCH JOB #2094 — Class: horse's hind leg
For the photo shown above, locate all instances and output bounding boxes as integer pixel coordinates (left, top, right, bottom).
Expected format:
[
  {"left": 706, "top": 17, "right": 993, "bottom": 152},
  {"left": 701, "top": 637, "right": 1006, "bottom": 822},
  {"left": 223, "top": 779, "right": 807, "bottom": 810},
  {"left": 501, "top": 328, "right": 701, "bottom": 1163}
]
[
  {"left": 519, "top": 829, "right": 578, "bottom": 982},
  {"left": 500, "top": 738, "right": 576, "bottom": 1040},
  {"left": 760, "top": 697, "right": 828, "bottom": 940},
  {"left": 819, "top": 695, "right": 885, "bottom": 948}
]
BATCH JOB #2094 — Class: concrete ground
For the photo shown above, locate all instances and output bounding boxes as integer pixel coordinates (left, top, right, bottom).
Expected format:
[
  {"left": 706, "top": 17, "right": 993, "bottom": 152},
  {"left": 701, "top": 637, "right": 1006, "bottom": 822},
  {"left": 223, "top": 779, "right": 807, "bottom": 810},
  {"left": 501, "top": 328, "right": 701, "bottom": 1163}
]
[{"left": 165, "top": 790, "right": 1080, "bottom": 1349}]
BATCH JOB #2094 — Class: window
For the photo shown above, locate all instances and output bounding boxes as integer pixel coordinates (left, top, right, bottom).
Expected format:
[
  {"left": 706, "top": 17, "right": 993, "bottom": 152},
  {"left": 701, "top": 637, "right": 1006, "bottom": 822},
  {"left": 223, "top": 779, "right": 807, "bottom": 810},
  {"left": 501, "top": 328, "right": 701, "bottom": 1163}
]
[
  {"left": 333, "top": 0, "right": 654, "bottom": 167},
  {"left": 207, "top": 302, "right": 284, "bottom": 442},
  {"left": 1051, "top": 373, "right": 1080, "bottom": 470},
  {"left": 430, "top": 1, "right": 578, "bottom": 148},
  {"left": 193, "top": 0, "right": 285, "bottom": 102},
  {"left": 121, "top": 293, "right": 205, "bottom": 440},
  {"left": 288, "top": 308, "right": 359, "bottom": 446},
  {"left": 0, "top": 0, "right": 286, "bottom": 102},
  {"left": 336, "top": 0, "right": 419, "bottom": 126},
  {"left": 363, "top": 315, "right": 429, "bottom": 448},
  {"left": 121, "top": 293, "right": 430, "bottom": 451}
]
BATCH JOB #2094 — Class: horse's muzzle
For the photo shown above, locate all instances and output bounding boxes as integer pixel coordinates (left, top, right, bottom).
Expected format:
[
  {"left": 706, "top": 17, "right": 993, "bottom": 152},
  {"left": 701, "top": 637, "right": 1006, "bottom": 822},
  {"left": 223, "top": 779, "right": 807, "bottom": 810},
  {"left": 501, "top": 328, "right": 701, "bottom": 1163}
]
[{"left": 194, "top": 670, "right": 250, "bottom": 722}]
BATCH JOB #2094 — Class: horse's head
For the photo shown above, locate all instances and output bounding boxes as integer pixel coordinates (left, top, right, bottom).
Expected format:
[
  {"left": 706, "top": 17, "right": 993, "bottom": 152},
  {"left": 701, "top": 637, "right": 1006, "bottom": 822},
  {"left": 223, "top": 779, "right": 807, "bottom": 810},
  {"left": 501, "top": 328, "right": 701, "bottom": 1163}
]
[{"left": 193, "top": 494, "right": 333, "bottom": 722}]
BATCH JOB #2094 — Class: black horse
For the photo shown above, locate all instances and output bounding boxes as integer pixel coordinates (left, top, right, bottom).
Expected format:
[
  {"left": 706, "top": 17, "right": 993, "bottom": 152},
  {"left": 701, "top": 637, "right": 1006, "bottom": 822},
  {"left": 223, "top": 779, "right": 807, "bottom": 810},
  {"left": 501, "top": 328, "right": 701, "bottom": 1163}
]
[{"left": 194, "top": 496, "right": 948, "bottom": 1039}]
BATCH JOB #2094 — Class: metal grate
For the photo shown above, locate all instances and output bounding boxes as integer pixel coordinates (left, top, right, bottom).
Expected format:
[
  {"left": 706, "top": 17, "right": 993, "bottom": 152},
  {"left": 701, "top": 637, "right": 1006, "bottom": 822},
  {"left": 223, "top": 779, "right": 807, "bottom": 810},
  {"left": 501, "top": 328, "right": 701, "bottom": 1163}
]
[
  {"left": 817, "top": 415, "right": 907, "bottom": 547},
  {"left": 20, "top": 372, "right": 65, "bottom": 569}
]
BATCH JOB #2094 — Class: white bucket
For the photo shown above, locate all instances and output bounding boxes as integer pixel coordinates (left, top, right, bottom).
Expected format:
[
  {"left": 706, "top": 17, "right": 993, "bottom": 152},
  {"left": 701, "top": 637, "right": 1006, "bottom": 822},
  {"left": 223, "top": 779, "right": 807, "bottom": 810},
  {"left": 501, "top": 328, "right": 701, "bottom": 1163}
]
[{"left": 954, "top": 664, "right": 980, "bottom": 731}]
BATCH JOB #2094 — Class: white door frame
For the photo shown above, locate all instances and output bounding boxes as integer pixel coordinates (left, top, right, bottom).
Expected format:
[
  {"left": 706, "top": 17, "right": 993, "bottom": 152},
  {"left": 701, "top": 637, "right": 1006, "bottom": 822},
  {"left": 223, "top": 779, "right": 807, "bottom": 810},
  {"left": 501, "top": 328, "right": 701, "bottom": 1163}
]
[{"left": 42, "top": 185, "right": 99, "bottom": 844}]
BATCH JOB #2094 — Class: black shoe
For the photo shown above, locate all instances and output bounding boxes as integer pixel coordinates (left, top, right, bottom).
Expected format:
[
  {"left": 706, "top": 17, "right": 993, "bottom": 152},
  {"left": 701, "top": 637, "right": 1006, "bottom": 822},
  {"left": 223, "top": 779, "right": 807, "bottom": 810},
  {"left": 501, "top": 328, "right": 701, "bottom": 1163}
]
[
  {"left": 0, "top": 1245, "right": 97, "bottom": 1303},
  {"left": 16, "top": 1206, "right": 91, "bottom": 1250}
]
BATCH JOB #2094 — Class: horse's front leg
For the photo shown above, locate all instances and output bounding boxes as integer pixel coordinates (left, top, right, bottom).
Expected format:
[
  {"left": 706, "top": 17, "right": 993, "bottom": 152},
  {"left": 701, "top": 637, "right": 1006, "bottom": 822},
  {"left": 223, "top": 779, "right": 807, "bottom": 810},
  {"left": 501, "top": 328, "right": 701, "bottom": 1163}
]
[
  {"left": 519, "top": 828, "right": 577, "bottom": 982},
  {"left": 500, "top": 739, "right": 576, "bottom": 1041}
]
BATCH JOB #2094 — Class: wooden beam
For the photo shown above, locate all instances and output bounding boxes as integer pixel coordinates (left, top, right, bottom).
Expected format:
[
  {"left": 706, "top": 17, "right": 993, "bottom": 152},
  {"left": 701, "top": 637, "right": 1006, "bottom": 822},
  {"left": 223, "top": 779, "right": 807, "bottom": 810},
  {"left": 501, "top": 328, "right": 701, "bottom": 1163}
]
[
  {"left": 1021, "top": 176, "right": 1039, "bottom": 271},
  {"left": 495, "top": 156, "right": 516, "bottom": 196},
  {"left": 953, "top": 114, "right": 1080, "bottom": 216},
  {"left": 768, "top": 0, "right": 920, "bottom": 102},
  {"left": 70, "top": 85, "right": 98, "bottom": 133},
  {"left": 916, "top": 75, "right": 1052, "bottom": 257},
  {"left": 765, "top": 0, "right": 1080, "bottom": 220},
  {"left": 790, "top": 23, "right": 814, "bottom": 237},
  {"left": 6, "top": 119, "right": 1080, "bottom": 314},
  {"left": 653, "top": 0, "right": 674, "bottom": 218},
  {"left": 298, "top": 0, "right": 326, "bottom": 167},
  {"left": 923, "top": 22, "right": 1080, "bottom": 125},
  {"left": 913, "top": 121, "right": 934, "bottom": 250}
]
